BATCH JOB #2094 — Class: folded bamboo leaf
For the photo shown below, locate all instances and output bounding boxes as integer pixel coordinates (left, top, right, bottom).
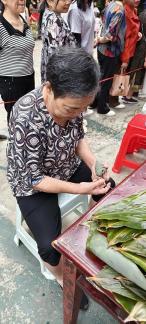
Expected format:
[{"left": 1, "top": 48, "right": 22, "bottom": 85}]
[
  {"left": 119, "top": 251, "right": 146, "bottom": 273},
  {"left": 119, "top": 278, "right": 146, "bottom": 300},
  {"left": 93, "top": 265, "right": 119, "bottom": 279},
  {"left": 107, "top": 228, "right": 143, "bottom": 246},
  {"left": 86, "top": 232, "right": 146, "bottom": 290},
  {"left": 114, "top": 294, "right": 136, "bottom": 314},
  {"left": 92, "top": 266, "right": 146, "bottom": 301},
  {"left": 88, "top": 276, "right": 141, "bottom": 301},
  {"left": 124, "top": 301, "right": 146, "bottom": 322},
  {"left": 121, "top": 235, "right": 146, "bottom": 257}
]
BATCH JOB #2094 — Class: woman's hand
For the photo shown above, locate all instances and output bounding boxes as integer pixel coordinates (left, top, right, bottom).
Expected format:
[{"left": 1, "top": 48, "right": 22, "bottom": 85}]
[
  {"left": 144, "top": 57, "right": 146, "bottom": 68},
  {"left": 97, "top": 35, "right": 113, "bottom": 44},
  {"left": 79, "top": 179, "right": 111, "bottom": 196},
  {"left": 121, "top": 62, "right": 128, "bottom": 73}
]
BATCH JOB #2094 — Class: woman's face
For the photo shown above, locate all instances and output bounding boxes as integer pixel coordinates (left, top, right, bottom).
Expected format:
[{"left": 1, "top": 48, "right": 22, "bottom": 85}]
[
  {"left": 2, "top": 0, "right": 25, "bottom": 14},
  {"left": 47, "top": 0, "right": 72, "bottom": 13},
  {"left": 44, "top": 85, "right": 96, "bottom": 121}
]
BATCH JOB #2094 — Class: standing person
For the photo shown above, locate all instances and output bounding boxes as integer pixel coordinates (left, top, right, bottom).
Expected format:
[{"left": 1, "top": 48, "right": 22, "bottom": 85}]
[
  {"left": 121, "top": 0, "right": 141, "bottom": 103},
  {"left": 66, "top": 0, "right": 95, "bottom": 55},
  {"left": 41, "top": 0, "right": 75, "bottom": 83},
  {"left": 0, "top": 0, "right": 35, "bottom": 124},
  {"left": 7, "top": 47, "right": 115, "bottom": 307},
  {"left": 92, "top": 0, "right": 126, "bottom": 116},
  {"left": 126, "top": 8, "right": 146, "bottom": 101}
]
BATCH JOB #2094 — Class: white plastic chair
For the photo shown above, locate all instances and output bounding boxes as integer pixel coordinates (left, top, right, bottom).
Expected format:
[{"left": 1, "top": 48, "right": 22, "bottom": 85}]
[{"left": 14, "top": 193, "right": 88, "bottom": 280}]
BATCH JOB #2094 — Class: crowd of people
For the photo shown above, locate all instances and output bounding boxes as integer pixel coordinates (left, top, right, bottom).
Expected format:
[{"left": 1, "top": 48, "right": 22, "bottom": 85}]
[{"left": 0, "top": 0, "right": 146, "bottom": 312}]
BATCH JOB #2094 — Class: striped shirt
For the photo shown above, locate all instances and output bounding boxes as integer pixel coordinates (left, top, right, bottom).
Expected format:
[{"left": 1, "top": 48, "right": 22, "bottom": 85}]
[{"left": 0, "top": 15, "right": 35, "bottom": 77}]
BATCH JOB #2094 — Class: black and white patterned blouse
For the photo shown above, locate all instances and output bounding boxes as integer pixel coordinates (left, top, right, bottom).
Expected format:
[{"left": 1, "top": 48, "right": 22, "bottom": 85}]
[
  {"left": 7, "top": 87, "right": 84, "bottom": 197},
  {"left": 41, "top": 8, "right": 76, "bottom": 83}
]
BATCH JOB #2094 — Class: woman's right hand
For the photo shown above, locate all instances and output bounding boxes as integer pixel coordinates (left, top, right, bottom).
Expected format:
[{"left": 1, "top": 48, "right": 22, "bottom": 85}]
[{"left": 79, "top": 179, "right": 110, "bottom": 195}]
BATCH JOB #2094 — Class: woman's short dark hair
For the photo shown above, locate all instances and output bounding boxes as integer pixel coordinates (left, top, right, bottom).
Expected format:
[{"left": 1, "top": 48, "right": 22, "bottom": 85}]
[
  {"left": 46, "top": 47, "right": 100, "bottom": 98},
  {"left": 0, "top": 0, "right": 4, "bottom": 14},
  {"left": 77, "top": 0, "right": 93, "bottom": 11}
]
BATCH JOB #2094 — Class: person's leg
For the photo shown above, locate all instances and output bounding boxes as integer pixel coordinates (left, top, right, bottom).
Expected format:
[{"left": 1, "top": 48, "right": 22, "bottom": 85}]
[
  {"left": 17, "top": 191, "right": 88, "bottom": 309},
  {"left": 96, "top": 52, "right": 120, "bottom": 114},
  {"left": 2, "top": 74, "right": 35, "bottom": 124},
  {"left": 17, "top": 192, "right": 63, "bottom": 285}
]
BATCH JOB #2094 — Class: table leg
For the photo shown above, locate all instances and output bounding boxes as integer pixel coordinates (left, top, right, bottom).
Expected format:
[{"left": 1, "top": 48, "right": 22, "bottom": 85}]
[{"left": 63, "top": 256, "right": 83, "bottom": 324}]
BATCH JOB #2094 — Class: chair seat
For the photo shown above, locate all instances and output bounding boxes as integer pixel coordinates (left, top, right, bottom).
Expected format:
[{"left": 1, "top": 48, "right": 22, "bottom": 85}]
[{"left": 14, "top": 193, "right": 88, "bottom": 280}]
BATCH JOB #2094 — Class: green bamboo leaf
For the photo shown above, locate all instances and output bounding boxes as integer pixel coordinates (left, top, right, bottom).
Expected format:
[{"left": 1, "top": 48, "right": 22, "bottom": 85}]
[
  {"left": 121, "top": 235, "right": 146, "bottom": 257},
  {"left": 114, "top": 294, "right": 136, "bottom": 314},
  {"left": 107, "top": 220, "right": 128, "bottom": 228},
  {"left": 107, "top": 220, "right": 145, "bottom": 230},
  {"left": 119, "top": 278, "right": 146, "bottom": 300},
  {"left": 94, "top": 265, "right": 119, "bottom": 279},
  {"left": 124, "top": 301, "right": 146, "bottom": 322},
  {"left": 107, "top": 228, "right": 143, "bottom": 246},
  {"left": 120, "top": 251, "right": 146, "bottom": 273}
]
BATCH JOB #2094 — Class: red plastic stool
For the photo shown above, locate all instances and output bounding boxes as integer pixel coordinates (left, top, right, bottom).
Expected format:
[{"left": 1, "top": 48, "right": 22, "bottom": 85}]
[{"left": 112, "top": 114, "right": 146, "bottom": 173}]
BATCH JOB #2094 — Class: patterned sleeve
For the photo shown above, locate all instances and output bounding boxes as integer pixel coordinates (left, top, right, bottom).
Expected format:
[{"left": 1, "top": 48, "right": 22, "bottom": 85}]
[
  {"left": 43, "top": 13, "right": 68, "bottom": 53},
  {"left": 104, "top": 10, "right": 124, "bottom": 41},
  {"left": 8, "top": 98, "right": 47, "bottom": 190}
]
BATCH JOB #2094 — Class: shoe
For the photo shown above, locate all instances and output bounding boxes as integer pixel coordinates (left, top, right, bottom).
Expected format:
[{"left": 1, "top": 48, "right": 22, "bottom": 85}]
[
  {"left": 0, "top": 134, "right": 7, "bottom": 140},
  {"left": 122, "top": 97, "right": 138, "bottom": 104},
  {"left": 105, "top": 110, "right": 115, "bottom": 116},
  {"left": 114, "top": 103, "right": 126, "bottom": 109},
  {"left": 80, "top": 292, "right": 89, "bottom": 311},
  {"left": 83, "top": 108, "right": 94, "bottom": 116}
]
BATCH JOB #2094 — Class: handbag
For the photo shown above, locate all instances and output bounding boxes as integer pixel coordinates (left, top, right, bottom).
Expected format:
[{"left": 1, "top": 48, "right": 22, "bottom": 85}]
[{"left": 110, "top": 71, "right": 130, "bottom": 96}]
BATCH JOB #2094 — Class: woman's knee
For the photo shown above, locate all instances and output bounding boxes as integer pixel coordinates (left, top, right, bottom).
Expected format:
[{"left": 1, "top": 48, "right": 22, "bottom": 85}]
[{"left": 38, "top": 244, "right": 61, "bottom": 266}]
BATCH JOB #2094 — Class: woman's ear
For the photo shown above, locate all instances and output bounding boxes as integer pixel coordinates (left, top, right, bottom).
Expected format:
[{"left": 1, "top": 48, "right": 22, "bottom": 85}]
[
  {"left": 43, "top": 81, "right": 54, "bottom": 99},
  {"left": 45, "top": 81, "right": 53, "bottom": 93},
  {"left": 47, "top": 0, "right": 55, "bottom": 10}
]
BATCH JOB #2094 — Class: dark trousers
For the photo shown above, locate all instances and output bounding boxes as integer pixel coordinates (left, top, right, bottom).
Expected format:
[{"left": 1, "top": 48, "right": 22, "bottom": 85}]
[
  {"left": 17, "top": 161, "right": 115, "bottom": 266},
  {"left": 95, "top": 51, "right": 120, "bottom": 114},
  {"left": 0, "top": 73, "right": 35, "bottom": 123}
]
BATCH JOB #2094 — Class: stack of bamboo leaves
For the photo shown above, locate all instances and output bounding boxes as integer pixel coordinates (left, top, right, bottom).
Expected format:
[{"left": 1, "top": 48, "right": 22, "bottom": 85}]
[{"left": 86, "top": 190, "right": 146, "bottom": 322}]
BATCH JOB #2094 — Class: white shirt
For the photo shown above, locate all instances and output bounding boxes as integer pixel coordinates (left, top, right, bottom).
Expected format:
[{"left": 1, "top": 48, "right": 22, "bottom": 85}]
[{"left": 66, "top": 2, "right": 95, "bottom": 54}]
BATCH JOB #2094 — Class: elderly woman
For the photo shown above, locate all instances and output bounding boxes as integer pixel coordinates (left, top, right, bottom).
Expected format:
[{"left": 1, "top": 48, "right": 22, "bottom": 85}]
[{"left": 7, "top": 47, "right": 115, "bottom": 307}]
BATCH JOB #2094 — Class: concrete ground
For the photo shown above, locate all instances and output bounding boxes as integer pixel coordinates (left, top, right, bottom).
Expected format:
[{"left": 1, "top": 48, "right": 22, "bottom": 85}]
[{"left": 0, "top": 40, "right": 146, "bottom": 324}]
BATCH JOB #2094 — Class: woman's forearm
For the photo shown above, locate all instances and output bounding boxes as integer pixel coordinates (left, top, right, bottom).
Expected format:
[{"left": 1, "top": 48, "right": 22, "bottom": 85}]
[
  {"left": 33, "top": 175, "right": 81, "bottom": 194},
  {"left": 76, "top": 138, "right": 96, "bottom": 169}
]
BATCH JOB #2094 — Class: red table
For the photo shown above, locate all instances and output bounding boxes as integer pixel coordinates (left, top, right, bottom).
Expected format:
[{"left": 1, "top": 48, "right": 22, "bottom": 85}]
[{"left": 53, "top": 163, "right": 146, "bottom": 324}]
